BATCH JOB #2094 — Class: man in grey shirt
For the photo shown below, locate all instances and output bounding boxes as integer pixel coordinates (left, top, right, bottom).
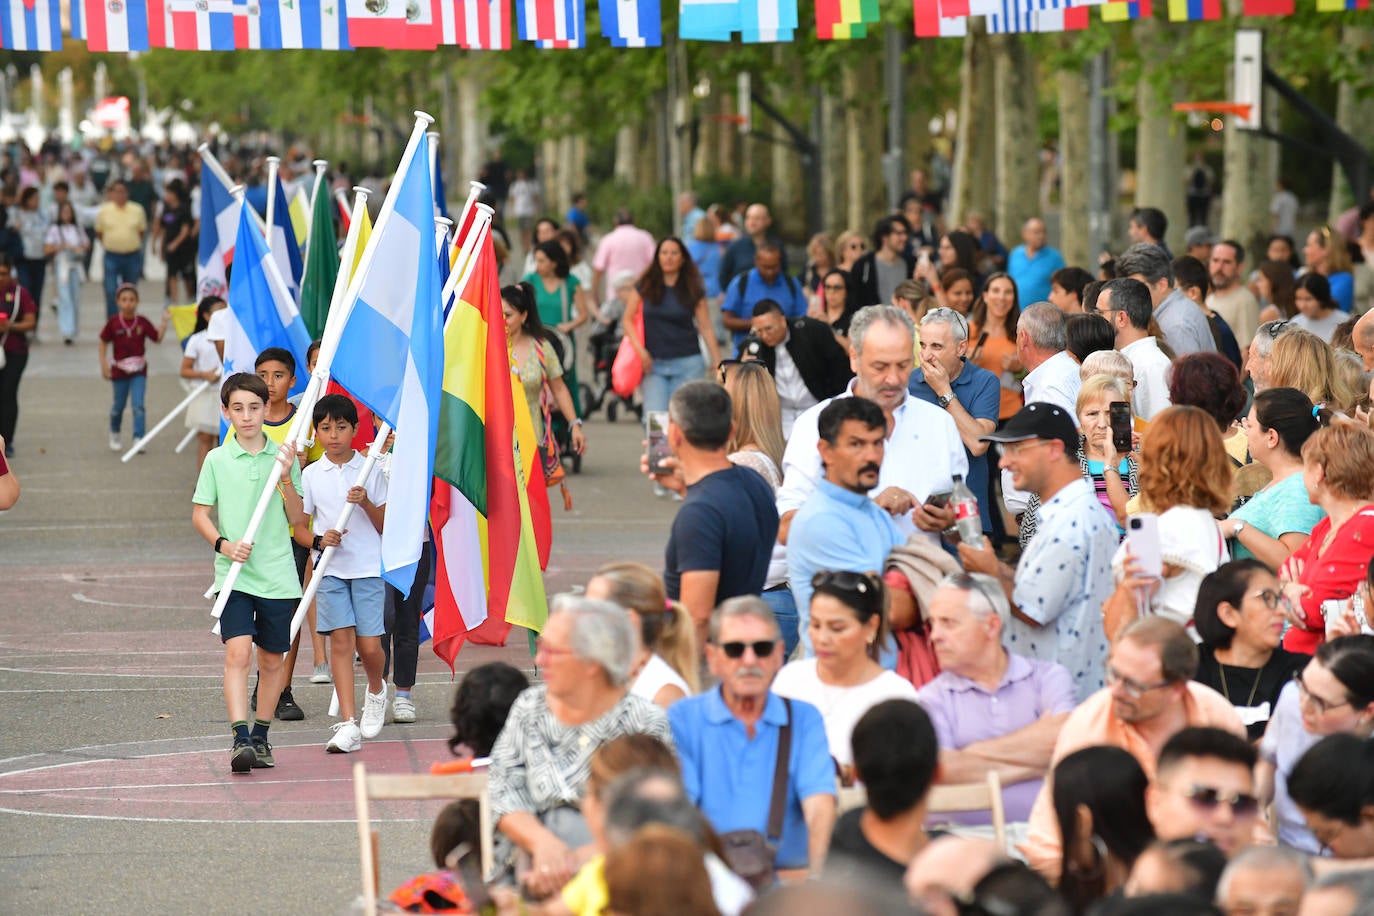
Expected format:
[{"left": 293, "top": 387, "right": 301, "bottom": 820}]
[{"left": 1115, "top": 243, "right": 1216, "bottom": 356}]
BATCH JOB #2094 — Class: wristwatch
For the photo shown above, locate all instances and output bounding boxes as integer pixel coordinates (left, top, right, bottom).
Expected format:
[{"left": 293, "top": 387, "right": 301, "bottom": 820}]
[
  {"left": 938, "top": 393, "right": 956, "bottom": 409},
  {"left": 1232, "top": 520, "right": 1247, "bottom": 538},
  {"left": 572, "top": 418, "right": 583, "bottom": 427}
]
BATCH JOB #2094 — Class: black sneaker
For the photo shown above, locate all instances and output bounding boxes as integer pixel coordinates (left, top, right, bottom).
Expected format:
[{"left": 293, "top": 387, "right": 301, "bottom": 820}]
[
  {"left": 275, "top": 688, "right": 305, "bottom": 721},
  {"left": 230, "top": 737, "right": 256, "bottom": 774},
  {"left": 251, "top": 736, "right": 275, "bottom": 768}
]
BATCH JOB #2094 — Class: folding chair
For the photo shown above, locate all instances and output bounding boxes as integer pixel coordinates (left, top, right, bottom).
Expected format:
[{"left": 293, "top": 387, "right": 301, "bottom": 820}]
[
  {"left": 353, "top": 761, "right": 493, "bottom": 916},
  {"left": 927, "top": 771, "right": 1006, "bottom": 849}
]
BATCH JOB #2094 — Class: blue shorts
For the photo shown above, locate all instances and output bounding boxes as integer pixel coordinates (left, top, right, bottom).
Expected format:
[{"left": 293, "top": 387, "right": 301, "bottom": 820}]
[
  {"left": 219, "top": 591, "right": 295, "bottom": 653},
  {"left": 316, "top": 576, "right": 386, "bottom": 637}
]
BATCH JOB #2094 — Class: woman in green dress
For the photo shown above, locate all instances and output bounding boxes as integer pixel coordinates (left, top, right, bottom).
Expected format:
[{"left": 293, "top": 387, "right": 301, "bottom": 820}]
[{"left": 523, "top": 240, "right": 594, "bottom": 416}]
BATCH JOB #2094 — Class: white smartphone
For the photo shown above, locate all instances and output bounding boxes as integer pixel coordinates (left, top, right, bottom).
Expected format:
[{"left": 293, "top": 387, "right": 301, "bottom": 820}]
[{"left": 1126, "top": 513, "right": 1163, "bottom": 579}]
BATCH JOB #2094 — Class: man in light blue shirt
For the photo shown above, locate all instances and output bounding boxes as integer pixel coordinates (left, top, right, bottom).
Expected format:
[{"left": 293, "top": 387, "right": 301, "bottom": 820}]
[
  {"left": 721, "top": 244, "right": 807, "bottom": 347},
  {"left": 1007, "top": 217, "right": 1065, "bottom": 306},
  {"left": 788, "top": 396, "right": 903, "bottom": 655},
  {"left": 669, "top": 597, "right": 837, "bottom": 873}
]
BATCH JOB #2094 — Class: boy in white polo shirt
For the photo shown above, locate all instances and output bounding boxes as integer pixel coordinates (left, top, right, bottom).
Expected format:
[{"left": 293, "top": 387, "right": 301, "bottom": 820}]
[{"left": 297, "top": 394, "right": 389, "bottom": 753}]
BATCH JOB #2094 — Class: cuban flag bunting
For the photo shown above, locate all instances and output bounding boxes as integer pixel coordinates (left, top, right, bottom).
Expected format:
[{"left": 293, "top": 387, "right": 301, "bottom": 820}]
[
  {"left": 601, "top": 0, "right": 659, "bottom": 46},
  {"left": 83, "top": 0, "right": 152, "bottom": 50},
  {"left": 0, "top": 0, "right": 62, "bottom": 50}
]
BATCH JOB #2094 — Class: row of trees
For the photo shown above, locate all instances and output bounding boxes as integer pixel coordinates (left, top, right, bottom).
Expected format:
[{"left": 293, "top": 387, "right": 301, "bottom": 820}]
[{"left": 19, "top": 5, "right": 1374, "bottom": 262}]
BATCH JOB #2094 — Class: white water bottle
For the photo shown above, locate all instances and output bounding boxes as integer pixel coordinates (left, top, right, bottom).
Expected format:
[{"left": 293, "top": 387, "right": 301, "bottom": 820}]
[{"left": 952, "top": 474, "right": 982, "bottom": 546}]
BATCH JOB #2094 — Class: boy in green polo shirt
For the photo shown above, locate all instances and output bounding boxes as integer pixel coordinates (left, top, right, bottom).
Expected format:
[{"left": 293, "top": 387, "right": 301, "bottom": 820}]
[{"left": 192, "top": 373, "right": 306, "bottom": 774}]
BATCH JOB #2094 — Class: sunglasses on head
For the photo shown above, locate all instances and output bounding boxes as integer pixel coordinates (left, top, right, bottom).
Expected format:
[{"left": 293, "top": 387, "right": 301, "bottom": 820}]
[
  {"left": 716, "top": 358, "right": 744, "bottom": 383},
  {"left": 811, "top": 570, "right": 879, "bottom": 596},
  {"left": 1180, "top": 785, "right": 1261, "bottom": 819},
  {"left": 1262, "top": 320, "right": 1290, "bottom": 339},
  {"left": 718, "top": 640, "right": 777, "bottom": 659}
]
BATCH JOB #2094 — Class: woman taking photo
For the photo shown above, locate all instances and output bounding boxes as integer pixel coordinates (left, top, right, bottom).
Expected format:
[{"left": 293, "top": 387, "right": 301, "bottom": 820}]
[
  {"left": 1257, "top": 635, "right": 1374, "bottom": 853},
  {"left": 1277, "top": 419, "right": 1374, "bottom": 656},
  {"left": 524, "top": 239, "right": 593, "bottom": 416},
  {"left": 502, "top": 283, "right": 587, "bottom": 458},
  {"left": 1289, "top": 272, "right": 1348, "bottom": 344},
  {"left": 967, "top": 271, "right": 1023, "bottom": 423},
  {"left": 771, "top": 571, "right": 918, "bottom": 784},
  {"left": 1193, "top": 559, "right": 1308, "bottom": 740},
  {"left": 1218, "top": 388, "right": 1326, "bottom": 571},
  {"left": 585, "top": 562, "right": 698, "bottom": 708},
  {"left": 813, "top": 269, "right": 858, "bottom": 343},
  {"left": 622, "top": 237, "right": 719, "bottom": 416},
  {"left": 43, "top": 200, "right": 88, "bottom": 345},
  {"left": 1303, "top": 225, "right": 1355, "bottom": 313}
]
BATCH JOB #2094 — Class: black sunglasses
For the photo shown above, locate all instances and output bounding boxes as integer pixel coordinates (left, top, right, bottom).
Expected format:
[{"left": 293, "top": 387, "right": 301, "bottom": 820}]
[
  {"left": 1181, "top": 785, "right": 1260, "bottom": 819},
  {"left": 716, "top": 358, "right": 744, "bottom": 383},
  {"left": 1262, "top": 320, "right": 1290, "bottom": 339},
  {"left": 811, "top": 570, "right": 879, "bottom": 595},
  {"left": 718, "top": 640, "right": 777, "bottom": 659}
]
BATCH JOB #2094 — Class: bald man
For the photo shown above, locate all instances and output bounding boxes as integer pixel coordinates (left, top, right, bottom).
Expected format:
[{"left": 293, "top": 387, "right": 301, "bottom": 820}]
[
  {"left": 719, "top": 203, "right": 786, "bottom": 291},
  {"left": 1007, "top": 217, "right": 1066, "bottom": 306}
]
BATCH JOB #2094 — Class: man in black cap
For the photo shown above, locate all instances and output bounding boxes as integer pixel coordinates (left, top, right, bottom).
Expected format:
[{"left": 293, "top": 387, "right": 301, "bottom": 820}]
[{"left": 955, "top": 402, "right": 1119, "bottom": 702}]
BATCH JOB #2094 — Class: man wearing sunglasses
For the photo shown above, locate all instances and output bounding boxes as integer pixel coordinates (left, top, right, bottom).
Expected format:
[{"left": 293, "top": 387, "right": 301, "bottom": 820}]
[
  {"left": 669, "top": 597, "right": 838, "bottom": 879},
  {"left": 1146, "top": 727, "right": 1260, "bottom": 858}
]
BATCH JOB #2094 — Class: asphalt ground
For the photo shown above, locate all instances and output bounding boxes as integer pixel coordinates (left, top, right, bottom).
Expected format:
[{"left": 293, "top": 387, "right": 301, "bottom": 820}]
[{"left": 0, "top": 276, "right": 677, "bottom": 913}]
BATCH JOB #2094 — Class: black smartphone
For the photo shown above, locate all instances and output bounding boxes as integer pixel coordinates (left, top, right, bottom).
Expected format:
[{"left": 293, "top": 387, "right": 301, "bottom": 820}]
[
  {"left": 1110, "top": 402, "right": 1133, "bottom": 454},
  {"left": 926, "top": 491, "right": 952, "bottom": 509}
]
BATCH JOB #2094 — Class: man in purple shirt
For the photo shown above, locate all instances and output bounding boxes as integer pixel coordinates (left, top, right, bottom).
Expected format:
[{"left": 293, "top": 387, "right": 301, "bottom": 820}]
[{"left": 915, "top": 572, "right": 1076, "bottom": 825}]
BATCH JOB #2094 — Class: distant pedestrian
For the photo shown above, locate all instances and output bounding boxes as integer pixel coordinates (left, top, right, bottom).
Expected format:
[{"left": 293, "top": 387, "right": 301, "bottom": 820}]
[{"left": 98, "top": 283, "right": 169, "bottom": 452}]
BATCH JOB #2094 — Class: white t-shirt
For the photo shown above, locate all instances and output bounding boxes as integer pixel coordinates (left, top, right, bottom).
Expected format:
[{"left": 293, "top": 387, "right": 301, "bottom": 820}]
[
  {"left": 206, "top": 307, "right": 231, "bottom": 342},
  {"left": 1290, "top": 309, "right": 1350, "bottom": 344},
  {"left": 509, "top": 179, "right": 540, "bottom": 219},
  {"left": 771, "top": 658, "right": 918, "bottom": 767},
  {"left": 300, "top": 451, "right": 388, "bottom": 580},
  {"left": 184, "top": 329, "right": 222, "bottom": 375},
  {"left": 630, "top": 653, "right": 691, "bottom": 704},
  {"left": 1120, "top": 336, "right": 1174, "bottom": 422}
]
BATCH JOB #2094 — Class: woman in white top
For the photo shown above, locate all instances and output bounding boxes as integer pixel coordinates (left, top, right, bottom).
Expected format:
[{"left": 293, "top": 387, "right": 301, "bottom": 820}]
[
  {"left": 179, "top": 296, "right": 227, "bottom": 470},
  {"left": 42, "top": 201, "right": 89, "bottom": 345},
  {"left": 772, "top": 570, "right": 918, "bottom": 784},
  {"left": 585, "top": 562, "right": 697, "bottom": 707}
]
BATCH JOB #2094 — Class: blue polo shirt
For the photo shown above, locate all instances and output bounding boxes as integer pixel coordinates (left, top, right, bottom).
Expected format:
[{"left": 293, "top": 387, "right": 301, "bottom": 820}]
[
  {"left": 721, "top": 268, "right": 808, "bottom": 346},
  {"left": 1007, "top": 245, "right": 1065, "bottom": 306},
  {"left": 669, "top": 688, "right": 836, "bottom": 869},
  {"left": 787, "top": 478, "right": 902, "bottom": 656},
  {"left": 909, "top": 358, "right": 1001, "bottom": 533}
]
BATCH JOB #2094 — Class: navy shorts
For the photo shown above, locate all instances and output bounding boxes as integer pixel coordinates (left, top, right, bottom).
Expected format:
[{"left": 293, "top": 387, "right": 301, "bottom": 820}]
[{"left": 219, "top": 591, "right": 296, "bottom": 653}]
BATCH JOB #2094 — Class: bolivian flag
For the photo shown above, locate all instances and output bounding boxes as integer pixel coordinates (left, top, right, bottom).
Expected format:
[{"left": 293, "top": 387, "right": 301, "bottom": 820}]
[{"left": 430, "top": 228, "right": 548, "bottom": 669}]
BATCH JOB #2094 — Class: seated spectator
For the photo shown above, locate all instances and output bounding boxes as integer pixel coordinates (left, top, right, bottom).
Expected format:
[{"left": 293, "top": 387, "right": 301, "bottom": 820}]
[
  {"left": 390, "top": 799, "right": 484, "bottom": 913},
  {"left": 1219, "top": 388, "right": 1327, "bottom": 572},
  {"left": 586, "top": 562, "right": 698, "bottom": 707},
  {"left": 916, "top": 572, "right": 1075, "bottom": 824},
  {"left": 1169, "top": 351, "right": 1249, "bottom": 467},
  {"left": 603, "top": 826, "right": 721, "bottom": 916},
  {"left": 772, "top": 571, "right": 917, "bottom": 779},
  {"left": 1268, "top": 328, "right": 1336, "bottom": 408},
  {"left": 669, "top": 597, "right": 837, "bottom": 877},
  {"left": 1054, "top": 746, "right": 1154, "bottom": 913},
  {"left": 1276, "top": 419, "right": 1374, "bottom": 655},
  {"left": 1258, "top": 635, "right": 1374, "bottom": 854},
  {"left": 1215, "top": 846, "right": 1311, "bottom": 916},
  {"left": 1125, "top": 839, "right": 1228, "bottom": 903},
  {"left": 447, "top": 662, "right": 530, "bottom": 759},
  {"left": 1299, "top": 872, "right": 1374, "bottom": 916},
  {"left": 1146, "top": 727, "right": 1259, "bottom": 857},
  {"left": 825, "top": 699, "right": 939, "bottom": 897},
  {"left": 1021, "top": 617, "right": 1244, "bottom": 881},
  {"left": 488, "top": 597, "right": 673, "bottom": 894},
  {"left": 1192, "top": 560, "right": 1308, "bottom": 740},
  {"left": 1049, "top": 266, "right": 1095, "bottom": 314},
  {"left": 904, "top": 836, "right": 1008, "bottom": 916},
  {"left": 1105, "top": 406, "right": 1232, "bottom": 631}
]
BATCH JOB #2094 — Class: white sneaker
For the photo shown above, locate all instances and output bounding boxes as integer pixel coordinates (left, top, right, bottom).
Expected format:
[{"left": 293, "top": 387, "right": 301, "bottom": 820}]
[
  {"left": 108, "top": 432, "right": 121, "bottom": 451},
  {"left": 309, "top": 663, "right": 332, "bottom": 684},
  {"left": 359, "top": 684, "right": 388, "bottom": 738},
  {"left": 326, "top": 718, "right": 362, "bottom": 753},
  {"left": 392, "top": 695, "right": 416, "bottom": 723}
]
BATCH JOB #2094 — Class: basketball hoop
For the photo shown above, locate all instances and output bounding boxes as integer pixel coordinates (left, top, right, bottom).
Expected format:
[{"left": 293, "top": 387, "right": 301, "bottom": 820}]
[{"left": 1172, "top": 101, "right": 1253, "bottom": 119}]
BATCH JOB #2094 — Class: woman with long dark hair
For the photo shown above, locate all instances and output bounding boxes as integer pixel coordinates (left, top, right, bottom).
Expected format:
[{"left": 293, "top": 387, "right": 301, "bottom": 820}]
[
  {"left": 501, "top": 282, "right": 586, "bottom": 457},
  {"left": 814, "top": 268, "right": 858, "bottom": 343},
  {"left": 1290, "top": 271, "right": 1348, "bottom": 344},
  {"left": 523, "top": 238, "right": 593, "bottom": 416},
  {"left": 1054, "top": 745, "right": 1154, "bottom": 908},
  {"left": 967, "top": 271, "right": 1022, "bottom": 422}
]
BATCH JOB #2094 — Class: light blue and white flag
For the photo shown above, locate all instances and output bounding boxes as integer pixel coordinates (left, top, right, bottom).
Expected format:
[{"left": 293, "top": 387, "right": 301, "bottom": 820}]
[
  {"left": 601, "top": 0, "right": 660, "bottom": 46},
  {"left": 679, "top": 0, "right": 737, "bottom": 40},
  {"left": 330, "top": 131, "right": 443, "bottom": 596},
  {"left": 739, "top": 0, "right": 795, "bottom": 41},
  {"left": 268, "top": 174, "right": 304, "bottom": 300}
]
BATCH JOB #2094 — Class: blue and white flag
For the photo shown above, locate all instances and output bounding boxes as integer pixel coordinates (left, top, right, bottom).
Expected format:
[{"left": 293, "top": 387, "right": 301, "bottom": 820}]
[
  {"left": 0, "top": 0, "right": 62, "bottom": 50},
  {"left": 197, "top": 159, "right": 240, "bottom": 301},
  {"left": 222, "top": 201, "right": 312, "bottom": 392},
  {"left": 70, "top": 0, "right": 83, "bottom": 39},
  {"left": 739, "top": 0, "right": 795, "bottom": 41},
  {"left": 269, "top": 174, "right": 304, "bottom": 300},
  {"left": 601, "top": 0, "right": 660, "bottom": 47},
  {"left": 330, "top": 131, "right": 443, "bottom": 596},
  {"left": 987, "top": 0, "right": 1033, "bottom": 31}
]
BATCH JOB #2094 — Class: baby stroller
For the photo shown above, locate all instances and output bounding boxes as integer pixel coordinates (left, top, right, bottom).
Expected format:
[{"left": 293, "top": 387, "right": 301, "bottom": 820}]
[
  {"left": 581, "top": 321, "right": 642, "bottom": 423},
  {"left": 544, "top": 328, "right": 582, "bottom": 475}
]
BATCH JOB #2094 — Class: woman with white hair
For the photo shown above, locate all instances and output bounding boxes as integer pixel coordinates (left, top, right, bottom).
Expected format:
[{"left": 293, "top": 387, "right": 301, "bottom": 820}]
[{"left": 487, "top": 596, "right": 674, "bottom": 897}]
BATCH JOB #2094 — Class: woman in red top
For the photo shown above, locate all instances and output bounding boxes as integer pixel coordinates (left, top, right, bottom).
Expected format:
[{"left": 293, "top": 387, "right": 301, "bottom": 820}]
[
  {"left": 0, "top": 253, "right": 37, "bottom": 458},
  {"left": 1279, "top": 418, "right": 1374, "bottom": 654}
]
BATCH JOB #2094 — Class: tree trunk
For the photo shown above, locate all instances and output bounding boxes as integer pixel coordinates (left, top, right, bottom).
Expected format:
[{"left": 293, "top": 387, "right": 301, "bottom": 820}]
[
  {"left": 904, "top": 53, "right": 935, "bottom": 185},
  {"left": 948, "top": 27, "right": 981, "bottom": 228},
  {"left": 615, "top": 125, "right": 637, "bottom": 186},
  {"left": 993, "top": 34, "right": 1040, "bottom": 245},
  {"left": 456, "top": 72, "right": 485, "bottom": 185},
  {"left": 770, "top": 47, "right": 806, "bottom": 237},
  {"left": 844, "top": 55, "right": 885, "bottom": 232},
  {"left": 1220, "top": 63, "right": 1271, "bottom": 256},
  {"left": 1058, "top": 61, "right": 1091, "bottom": 267},
  {"left": 820, "top": 88, "right": 847, "bottom": 232},
  {"left": 1133, "top": 20, "right": 1188, "bottom": 253},
  {"left": 1328, "top": 26, "right": 1374, "bottom": 221}
]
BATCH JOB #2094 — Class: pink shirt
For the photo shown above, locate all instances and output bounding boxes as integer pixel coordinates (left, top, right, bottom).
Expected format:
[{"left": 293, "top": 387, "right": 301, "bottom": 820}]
[
  {"left": 592, "top": 224, "right": 656, "bottom": 287},
  {"left": 1019, "top": 682, "right": 1245, "bottom": 882}
]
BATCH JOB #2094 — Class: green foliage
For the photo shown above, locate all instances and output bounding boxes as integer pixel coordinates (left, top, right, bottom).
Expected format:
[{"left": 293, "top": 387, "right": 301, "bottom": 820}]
[
  {"left": 693, "top": 171, "right": 772, "bottom": 212},
  {"left": 586, "top": 180, "right": 674, "bottom": 237}
]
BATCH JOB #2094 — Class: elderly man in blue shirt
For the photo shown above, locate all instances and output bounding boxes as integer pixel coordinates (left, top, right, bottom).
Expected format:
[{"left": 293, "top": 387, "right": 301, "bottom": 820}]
[
  {"left": 669, "top": 596, "right": 838, "bottom": 876},
  {"left": 788, "top": 396, "right": 903, "bottom": 656}
]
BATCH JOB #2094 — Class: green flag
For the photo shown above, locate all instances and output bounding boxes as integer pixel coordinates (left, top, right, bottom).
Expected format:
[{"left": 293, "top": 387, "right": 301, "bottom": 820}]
[{"left": 300, "top": 183, "right": 339, "bottom": 339}]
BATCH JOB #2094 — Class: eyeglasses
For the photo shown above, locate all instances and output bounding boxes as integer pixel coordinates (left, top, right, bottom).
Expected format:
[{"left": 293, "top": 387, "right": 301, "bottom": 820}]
[
  {"left": 1105, "top": 664, "right": 1175, "bottom": 699},
  {"left": 1248, "top": 588, "right": 1290, "bottom": 611},
  {"left": 1293, "top": 671, "right": 1353, "bottom": 715},
  {"left": 922, "top": 307, "right": 970, "bottom": 340},
  {"left": 717, "top": 640, "right": 777, "bottom": 659},
  {"left": 1177, "top": 785, "right": 1261, "bottom": 819}
]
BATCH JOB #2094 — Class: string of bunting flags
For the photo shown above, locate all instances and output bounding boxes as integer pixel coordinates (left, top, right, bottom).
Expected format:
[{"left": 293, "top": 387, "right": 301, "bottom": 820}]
[{"left": 2, "top": 0, "right": 1359, "bottom": 53}]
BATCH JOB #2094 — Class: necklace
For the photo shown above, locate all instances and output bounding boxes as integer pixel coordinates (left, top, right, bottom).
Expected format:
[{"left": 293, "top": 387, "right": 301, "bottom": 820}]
[{"left": 1217, "top": 659, "right": 1263, "bottom": 708}]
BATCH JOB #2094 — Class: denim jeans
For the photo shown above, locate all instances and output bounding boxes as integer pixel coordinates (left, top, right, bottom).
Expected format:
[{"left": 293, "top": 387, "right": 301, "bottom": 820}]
[
  {"left": 642, "top": 352, "right": 705, "bottom": 415},
  {"left": 103, "top": 251, "right": 142, "bottom": 319},
  {"left": 56, "top": 265, "right": 81, "bottom": 341},
  {"left": 761, "top": 587, "right": 800, "bottom": 660},
  {"left": 110, "top": 373, "right": 148, "bottom": 437}
]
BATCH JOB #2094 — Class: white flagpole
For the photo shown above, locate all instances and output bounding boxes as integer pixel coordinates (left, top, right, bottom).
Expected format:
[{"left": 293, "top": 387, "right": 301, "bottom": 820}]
[
  {"left": 309, "top": 159, "right": 328, "bottom": 211},
  {"left": 300, "top": 159, "right": 328, "bottom": 292},
  {"left": 287, "top": 420, "right": 393, "bottom": 643},
  {"left": 121, "top": 379, "right": 212, "bottom": 462},
  {"left": 264, "top": 156, "right": 281, "bottom": 252},
  {"left": 174, "top": 426, "right": 198, "bottom": 454},
  {"left": 210, "top": 112, "right": 436, "bottom": 628},
  {"left": 438, "top": 183, "right": 488, "bottom": 307},
  {"left": 426, "top": 130, "right": 440, "bottom": 209},
  {"left": 444, "top": 205, "right": 494, "bottom": 332},
  {"left": 434, "top": 216, "right": 453, "bottom": 257}
]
